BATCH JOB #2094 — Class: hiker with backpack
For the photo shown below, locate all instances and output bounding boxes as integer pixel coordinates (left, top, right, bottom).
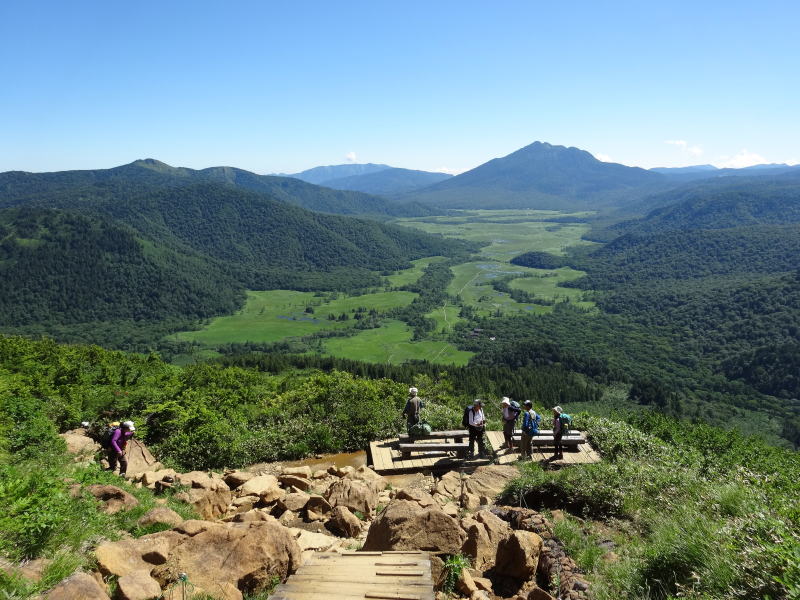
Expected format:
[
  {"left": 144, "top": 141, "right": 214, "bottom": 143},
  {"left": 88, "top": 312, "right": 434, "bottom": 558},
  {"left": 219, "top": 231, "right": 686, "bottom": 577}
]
[
  {"left": 501, "top": 397, "right": 521, "bottom": 450},
  {"left": 402, "top": 387, "right": 423, "bottom": 433},
  {"left": 105, "top": 420, "right": 135, "bottom": 476},
  {"left": 552, "top": 406, "right": 572, "bottom": 460},
  {"left": 520, "top": 400, "right": 541, "bottom": 460},
  {"left": 464, "top": 399, "right": 488, "bottom": 458}
]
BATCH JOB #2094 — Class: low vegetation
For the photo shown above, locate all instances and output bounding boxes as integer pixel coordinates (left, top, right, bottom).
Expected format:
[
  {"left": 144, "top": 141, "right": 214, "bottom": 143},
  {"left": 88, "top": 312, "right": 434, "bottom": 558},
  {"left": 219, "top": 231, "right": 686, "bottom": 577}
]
[{"left": 503, "top": 413, "right": 800, "bottom": 599}]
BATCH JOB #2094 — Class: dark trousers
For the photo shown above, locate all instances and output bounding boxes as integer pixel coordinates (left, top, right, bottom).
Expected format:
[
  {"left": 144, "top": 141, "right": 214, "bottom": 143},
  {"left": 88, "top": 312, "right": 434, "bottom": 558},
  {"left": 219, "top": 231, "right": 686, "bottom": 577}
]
[
  {"left": 503, "top": 420, "right": 515, "bottom": 448},
  {"left": 107, "top": 450, "right": 128, "bottom": 475},
  {"left": 468, "top": 426, "right": 487, "bottom": 457},
  {"left": 553, "top": 431, "right": 563, "bottom": 458}
]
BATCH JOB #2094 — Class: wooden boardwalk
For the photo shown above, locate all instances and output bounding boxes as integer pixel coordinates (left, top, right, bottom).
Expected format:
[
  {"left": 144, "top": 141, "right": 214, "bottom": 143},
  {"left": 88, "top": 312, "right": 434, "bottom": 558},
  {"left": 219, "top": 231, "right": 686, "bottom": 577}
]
[
  {"left": 269, "top": 551, "right": 435, "bottom": 600},
  {"left": 369, "top": 430, "right": 600, "bottom": 474}
]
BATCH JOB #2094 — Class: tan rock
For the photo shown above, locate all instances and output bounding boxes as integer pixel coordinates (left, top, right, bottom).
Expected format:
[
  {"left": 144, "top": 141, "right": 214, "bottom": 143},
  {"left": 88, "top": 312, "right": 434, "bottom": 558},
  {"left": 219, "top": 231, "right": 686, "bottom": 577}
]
[
  {"left": 461, "top": 509, "right": 512, "bottom": 571},
  {"left": 463, "top": 492, "right": 481, "bottom": 511},
  {"left": 363, "top": 499, "right": 465, "bottom": 553},
  {"left": 494, "top": 531, "right": 543, "bottom": 580},
  {"left": 137, "top": 507, "right": 183, "bottom": 529},
  {"left": 151, "top": 521, "right": 301, "bottom": 599},
  {"left": 141, "top": 469, "right": 176, "bottom": 487},
  {"left": 395, "top": 488, "right": 437, "bottom": 508},
  {"left": 328, "top": 465, "right": 354, "bottom": 477},
  {"left": 230, "top": 496, "right": 257, "bottom": 513},
  {"left": 15, "top": 558, "right": 52, "bottom": 582},
  {"left": 290, "top": 528, "right": 339, "bottom": 552},
  {"left": 457, "top": 568, "right": 478, "bottom": 595},
  {"left": 124, "top": 440, "right": 163, "bottom": 477},
  {"left": 116, "top": 569, "right": 161, "bottom": 600},
  {"left": 312, "top": 469, "right": 328, "bottom": 479},
  {"left": 231, "top": 509, "right": 274, "bottom": 523},
  {"left": 435, "top": 470, "right": 464, "bottom": 498},
  {"left": 223, "top": 470, "right": 254, "bottom": 489},
  {"left": 44, "top": 571, "right": 110, "bottom": 599},
  {"left": 59, "top": 433, "right": 100, "bottom": 457},
  {"left": 85, "top": 485, "right": 139, "bottom": 515},
  {"left": 474, "top": 577, "right": 493, "bottom": 593},
  {"left": 527, "top": 587, "right": 557, "bottom": 600},
  {"left": 463, "top": 465, "right": 519, "bottom": 500},
  {"left": 239, "top": 474, "right": 283, "bottom": 502},
  {"left": 550, "top": 509, "right": 566, "bottom": 523},
  {"left": 278, "top": 492, "right": 311, "bottom": 512},
  {"left": 325, "top": 479, "right": 378, "bottom": 517},
  {"left": 175, "top": 487, "right": 231, "bottom": 520},
  {"left": 175, "top": 471, "right": 229, "bottom": 492},
  {"left": 305, "top": 495, "right": 332, "bottom": 515},
  {"left": 282, "top": 466, "right": 312, "bottom": 478},
  {"left": 344, "top": 465, "right": 387, "bottom": 494},
  {"left": 95, "top": 537, "right": 168, "bottom": 577},
  {"left": 278, "top": 510, "right": 298, "bottom": 526},
  {"left": 305, "top": 508, "right": 325, "bottom": 522},
  {"left": 174, "top": 520, "right": 225, "bottom": 537},
  {"left": 470, "top": 591, "right": 491, "bottom": 600},
  {"left": 429, "top": 555, "right": 445, "bottom": 590},
  {"left": 136, "top": 530, "right": 187, "bottom": 558},
  {"left": 279, "top": 474, "right": 312, "bottom": 491},
  {"left": 443, "top": 503, "right": 459, "bottom": 518},
  {"left": 327, "top": 506, "right": 362, "bottom": 538}
]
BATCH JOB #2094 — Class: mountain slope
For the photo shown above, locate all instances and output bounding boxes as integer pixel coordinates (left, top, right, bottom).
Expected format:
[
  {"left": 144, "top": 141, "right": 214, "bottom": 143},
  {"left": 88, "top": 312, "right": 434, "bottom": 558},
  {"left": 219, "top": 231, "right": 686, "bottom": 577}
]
[
  {"left": 288, "top": 163, "right": 391, "bottom": 185},
  {"left": 614, "top": 171, "right": 800, "bottom": 234},
  {"left": 322, "top": 167, "right": 452, "bottom": 195},
  {"left": 0, "top": 160, "right": 430, "bottom": 218},
  {"left": 403, "top": 142, "right": 667, "bottom": 210}
]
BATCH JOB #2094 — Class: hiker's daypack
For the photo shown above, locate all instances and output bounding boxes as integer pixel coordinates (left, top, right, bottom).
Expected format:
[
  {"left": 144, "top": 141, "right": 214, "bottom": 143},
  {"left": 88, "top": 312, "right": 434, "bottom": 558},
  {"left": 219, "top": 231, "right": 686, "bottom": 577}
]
[
  {"left": 461, "top": 406, "right": 472, "bottom": 428},
  {"left": 408, "top": 422, "right": 432, "bottom": 437},
  {"left": 508, "top": 400, "right": 522, "bottom": 421},
  {"left": 100, "top": 425, "right": 120, "bottom": 449},
  {"left": 522, "top": 411, "right": 541, "bottom": 435},
  {"left": 559, "top": 413, "right": 573, "bottom": 434}
]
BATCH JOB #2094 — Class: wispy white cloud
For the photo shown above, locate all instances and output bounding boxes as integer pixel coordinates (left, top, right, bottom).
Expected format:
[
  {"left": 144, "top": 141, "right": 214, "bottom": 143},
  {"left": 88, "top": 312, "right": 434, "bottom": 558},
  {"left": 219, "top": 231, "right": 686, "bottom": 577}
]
[
  {"left": 715, "top": 149, "right": 769, "bottom": 169},
  {"left": 345, "top": 151, "right": 357, "bottom": 163},
  {"left": 665, "top": 139, "right": 703, "bottom": 158}
]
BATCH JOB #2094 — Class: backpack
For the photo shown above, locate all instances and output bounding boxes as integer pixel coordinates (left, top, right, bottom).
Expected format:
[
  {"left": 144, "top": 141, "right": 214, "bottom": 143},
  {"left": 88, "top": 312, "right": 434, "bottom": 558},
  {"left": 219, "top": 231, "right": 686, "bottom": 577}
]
[
  {"left": 508, "top": 400, "right": 521, "bottom": 421},
  {"left": 461, "top": 406, "right": 472, "bottom": 428},
  {"left": 100, "top": 425, "right": 120, "bottom": 449},
  {"left": 408, "top": 422, "right": 432, "bottom": 437},
  {"left": 559, "top": 413, "right": 572, "bottom": 434},
  {"left": 523, "top": 411, "right": 541, "bottom": 435}
]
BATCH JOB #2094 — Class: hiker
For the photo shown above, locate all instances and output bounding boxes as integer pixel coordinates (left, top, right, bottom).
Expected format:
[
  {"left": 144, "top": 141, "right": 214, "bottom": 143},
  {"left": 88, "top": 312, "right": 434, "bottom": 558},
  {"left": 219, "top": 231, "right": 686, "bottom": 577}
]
[
  {"left": 552, "top": 406, "right": 564, "bottom": 460},
  {"left": 467, "top": 399, "right": 488, "bottom": 458},
  {"left": 107, "top": 420, "right": 135, "bottom": 476},
  {"left": 402, "top": 387, "right": 422, "bottom": 433},
  {"left": 520, "top": 400, "right": 541, "bottom": 459},
  {"left": 500, "top": 396, "right": 520, "bottom": 450}
]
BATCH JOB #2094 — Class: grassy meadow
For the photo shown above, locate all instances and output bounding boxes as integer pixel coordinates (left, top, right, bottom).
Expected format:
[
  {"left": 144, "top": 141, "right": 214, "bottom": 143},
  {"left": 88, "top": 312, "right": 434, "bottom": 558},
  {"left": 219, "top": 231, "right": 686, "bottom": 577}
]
[{"left": 173, "top": 210, "right": 597, "bottom": 363}]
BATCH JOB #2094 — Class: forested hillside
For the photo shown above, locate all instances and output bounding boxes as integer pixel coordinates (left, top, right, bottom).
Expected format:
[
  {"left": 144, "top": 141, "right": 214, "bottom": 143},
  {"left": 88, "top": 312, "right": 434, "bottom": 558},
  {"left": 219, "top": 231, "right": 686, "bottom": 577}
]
[
  {"left": 0, "top": 159, "right": 432, "bottom": 218},
  {"left": 0, "top": 175, "right": 475, "bottom": 349}
]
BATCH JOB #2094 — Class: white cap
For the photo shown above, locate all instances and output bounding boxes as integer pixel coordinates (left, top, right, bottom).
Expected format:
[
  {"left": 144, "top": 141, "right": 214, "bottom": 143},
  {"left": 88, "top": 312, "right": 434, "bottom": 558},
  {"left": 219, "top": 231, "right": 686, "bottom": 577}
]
[
  {"left": 409, "top": 387, "right": 418, "bottom": 395},
  {"left": 501, "top": 397, "right": 510, "bottom": 405},
  {"left": 123, "top": 420, "right": 135, "bottom": 431}
]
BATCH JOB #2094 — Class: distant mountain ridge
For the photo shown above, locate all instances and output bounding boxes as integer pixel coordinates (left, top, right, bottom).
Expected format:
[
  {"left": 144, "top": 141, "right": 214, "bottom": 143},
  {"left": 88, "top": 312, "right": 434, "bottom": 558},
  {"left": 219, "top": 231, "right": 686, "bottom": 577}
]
[
  {"left": 0, "top": 159, "right": 432, "bottom": 218},
  {"left": 287, "top": 163, "right": 453, "bottom": 195},
  {"left": 402, "top": 141, "right": 668, "bottom": 210}
]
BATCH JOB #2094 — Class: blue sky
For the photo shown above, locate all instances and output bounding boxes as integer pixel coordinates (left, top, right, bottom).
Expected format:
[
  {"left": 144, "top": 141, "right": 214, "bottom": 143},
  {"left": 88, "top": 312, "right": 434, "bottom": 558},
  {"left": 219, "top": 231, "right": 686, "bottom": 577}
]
[{"left": 1, "top": 1, "right": 798, "bottom": 174}]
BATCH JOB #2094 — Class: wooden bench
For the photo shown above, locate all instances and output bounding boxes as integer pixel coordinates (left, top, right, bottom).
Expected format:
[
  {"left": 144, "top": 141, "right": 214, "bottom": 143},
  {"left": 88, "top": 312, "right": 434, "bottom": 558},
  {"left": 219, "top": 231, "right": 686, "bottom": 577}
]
[
  {"left": 398, "top": 442, "right": 469, "bottom": 459},
  {"left": 398, "top": 430, "right": 468, "bottom": 443},
  {"left": 511, "top": 433, "right": 586, "bottom": 447}
]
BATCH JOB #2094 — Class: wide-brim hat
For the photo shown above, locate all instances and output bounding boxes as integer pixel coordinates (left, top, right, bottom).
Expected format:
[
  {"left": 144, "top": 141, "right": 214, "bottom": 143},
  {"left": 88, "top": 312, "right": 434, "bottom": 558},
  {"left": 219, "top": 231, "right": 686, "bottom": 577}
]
[{"left": 553, "top": 406, "right": 563, "bottom": 414}]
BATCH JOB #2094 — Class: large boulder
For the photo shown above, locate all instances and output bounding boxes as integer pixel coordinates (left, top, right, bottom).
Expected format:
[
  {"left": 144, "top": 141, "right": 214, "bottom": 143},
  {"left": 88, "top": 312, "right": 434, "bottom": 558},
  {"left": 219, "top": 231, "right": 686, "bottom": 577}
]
[
  {"left": 175, "top": 471, "right": 229, "bottom": 492},
  {"left": 224, "top": 470, "right": 254, "bottom": 489},
  {"left": 175, "top": 487, "right": 231, "bottom": 520},
  {"left": 278, "top": 474, "right": 312, "bottom": 491},
  {"left": 461, "top": 510, "right": 512, "bottom": 571},
  {"left": 435, "top": 470, "right": 464, "bottom": 499},
  {"left": 305, "top": 495, "right": 333, "bottom": 521},
  {"left": 344, "top": 465, "right": 387, "bottom": 494},
  {"left": 124, "top": 440, "right": 163, "bottom": 477},
  {"left": 44, "top": 572, "right": 110, "bottom": 599},
  {"left": 463, "top": 465, "right": 519, "bottom": 500},
  {"left": 282, "top": 466, "right": 311, "bottom": 479},
  {"left": 85, "top": 485, "right": 139, "bottom": 515},
  {"left": 326, "top": 506, "right": 362, "bottom": 538},
  {"left": 289, "top": 528, "right": 340, "bottom": 552},
  {"left": 95, "top": 536, "right": 173, "bottom": 577},
  {"left": 278, "top": 492, "right": 311, "bottom": 513},
  {"left": 116, "top": 569, "right": 162, "bottom": 600},
  {"left": 151, "top": 521, "right": 301, "bottom": 600},
  {"left": 363, "top": 499, "right": 465, "bottom": 553},
  {"left": 137, "top": 507, "right": 184, "bottom": 529},
  {"left": 59, "top": 433, "right": 100, "bottom": 458},
  {"left": 494, "top": 531, "right": 543, "bottom": 580},
  {"left": 325, "top": 479, "right": 378, "bottom": 517},
  {"left": 239, "top": 475, "right": 283, "bottom": 503},
  {"left": 140, "top": 469, "right": 177, "bottom": 487}
]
